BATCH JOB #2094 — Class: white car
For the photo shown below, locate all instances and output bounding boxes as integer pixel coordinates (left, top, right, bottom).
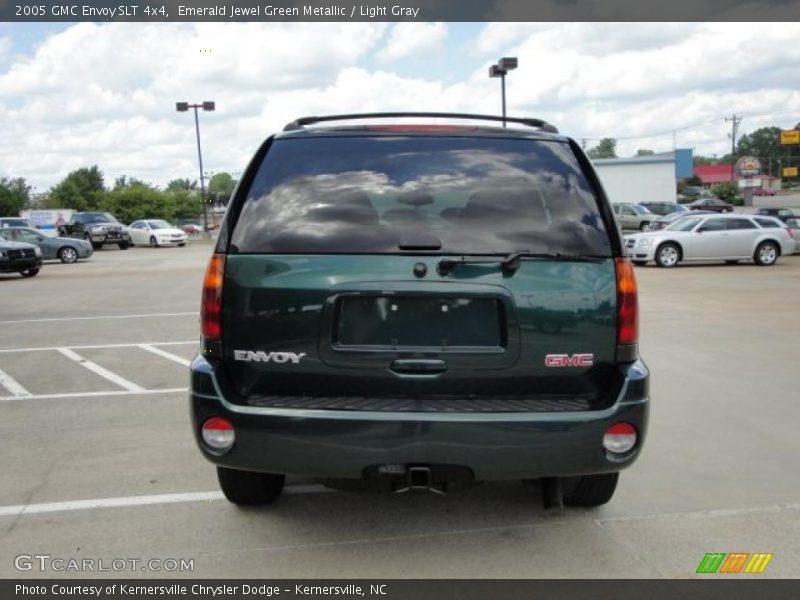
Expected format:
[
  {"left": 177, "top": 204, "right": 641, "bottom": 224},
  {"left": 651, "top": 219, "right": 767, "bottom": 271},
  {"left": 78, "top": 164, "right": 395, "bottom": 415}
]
[
  {"left": 128, "top": 220, "right": 188, "bottom": 248},
  {"left": 624, "top": 213, "right": 794, "bottom": 267}
]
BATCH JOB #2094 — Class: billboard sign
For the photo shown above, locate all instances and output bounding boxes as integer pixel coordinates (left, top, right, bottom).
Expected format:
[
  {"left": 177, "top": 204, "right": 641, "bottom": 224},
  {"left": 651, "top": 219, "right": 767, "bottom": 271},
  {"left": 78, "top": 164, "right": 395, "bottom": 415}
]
[
  {"left": 780, "top": 130, "right": 800, "bottom": 145},
  {"left": 21, "top": 209, "right": 74, "bottom": 232},
  {"left": 735, "top": 156, "right": 761, "bottom": 177}
]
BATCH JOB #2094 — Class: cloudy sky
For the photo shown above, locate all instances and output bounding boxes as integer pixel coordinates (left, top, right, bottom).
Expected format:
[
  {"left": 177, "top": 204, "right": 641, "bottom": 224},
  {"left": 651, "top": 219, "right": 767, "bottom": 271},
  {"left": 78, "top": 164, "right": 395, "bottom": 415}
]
[{"left": 1, "top": 21, "right": 799, "bottom": 191}]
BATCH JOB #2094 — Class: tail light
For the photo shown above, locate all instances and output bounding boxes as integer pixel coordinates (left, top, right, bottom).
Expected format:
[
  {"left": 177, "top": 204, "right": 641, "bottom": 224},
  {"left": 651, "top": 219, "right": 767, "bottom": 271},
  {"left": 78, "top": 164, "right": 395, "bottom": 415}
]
[
  {"left": 615, "top": 257, "right": 638, "bottom": 361},
  {"left": 785, "top": 227, "right": 794, "bottom": 239},
  {"left": 603, "top": 422, "right": 637, "bottom": 454},
  {"left": 201, "top": 253, "right": 225, "bottom": 341},
  {"left": 202, "top": 417, "right": 235, "bottom": 451}
]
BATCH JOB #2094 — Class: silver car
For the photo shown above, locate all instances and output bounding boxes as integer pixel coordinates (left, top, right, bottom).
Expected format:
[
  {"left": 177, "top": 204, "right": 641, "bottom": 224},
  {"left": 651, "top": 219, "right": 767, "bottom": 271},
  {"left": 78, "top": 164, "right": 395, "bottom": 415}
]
[
  {"left": 785, "top": 217, "right": 800, "bottom": 254},
  {"left": 612, "top": 202, "right": 654, "bottom": 231},
  {"left": 624, "top": 214, "right": 794, "bottom": 267}
]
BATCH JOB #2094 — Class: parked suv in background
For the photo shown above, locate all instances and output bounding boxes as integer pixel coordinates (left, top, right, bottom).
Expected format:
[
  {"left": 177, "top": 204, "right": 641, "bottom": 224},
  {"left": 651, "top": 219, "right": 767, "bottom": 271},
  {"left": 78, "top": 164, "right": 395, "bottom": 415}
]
[
  {"left": 612, "top": 202, "right": 654, "bottom": 231},
  {"left": 638, "top": 202, "right": 689, "bottom": 217},
  {"left": 58, "top": 212, "right": 130, "bottom": 250},
  {"left": 190, "top": 113, "right": 649, "bottom": 509},
  {"left": 754, "top": 207, "right": 795, "bottom": 223}
]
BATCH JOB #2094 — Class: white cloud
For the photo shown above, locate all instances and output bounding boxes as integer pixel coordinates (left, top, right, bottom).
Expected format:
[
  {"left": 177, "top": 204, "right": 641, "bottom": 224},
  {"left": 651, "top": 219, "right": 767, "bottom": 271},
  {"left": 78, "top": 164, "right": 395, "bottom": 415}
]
[
  {"left": 377, "top": 22, "right": 447, "bottom": 62},
  {"left": 0, "top": 36, "right": 11, "bottom": 62},
  {"left": 1, "top": 22, "right": 799, "bottom": 190}
]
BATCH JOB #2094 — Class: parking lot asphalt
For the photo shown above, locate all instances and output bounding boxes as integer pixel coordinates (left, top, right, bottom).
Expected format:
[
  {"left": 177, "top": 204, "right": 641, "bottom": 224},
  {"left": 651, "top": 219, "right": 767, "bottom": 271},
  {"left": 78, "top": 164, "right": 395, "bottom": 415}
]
[{"left": 1, "top": 242, "right": 798, "bottom": 578}]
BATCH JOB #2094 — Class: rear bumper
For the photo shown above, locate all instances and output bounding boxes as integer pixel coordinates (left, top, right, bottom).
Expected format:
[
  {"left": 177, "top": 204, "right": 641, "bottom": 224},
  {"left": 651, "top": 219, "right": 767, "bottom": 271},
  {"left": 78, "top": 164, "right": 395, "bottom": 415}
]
[{"left": 189, "top": 356, "right": 649, "bottom": 481}]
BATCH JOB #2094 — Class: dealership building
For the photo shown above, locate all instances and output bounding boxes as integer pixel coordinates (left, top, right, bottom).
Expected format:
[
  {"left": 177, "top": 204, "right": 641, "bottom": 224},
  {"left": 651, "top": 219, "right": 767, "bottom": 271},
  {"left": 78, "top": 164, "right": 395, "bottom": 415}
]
[{"left": 592, "top": 149, "right": 691, "bottom": 204}]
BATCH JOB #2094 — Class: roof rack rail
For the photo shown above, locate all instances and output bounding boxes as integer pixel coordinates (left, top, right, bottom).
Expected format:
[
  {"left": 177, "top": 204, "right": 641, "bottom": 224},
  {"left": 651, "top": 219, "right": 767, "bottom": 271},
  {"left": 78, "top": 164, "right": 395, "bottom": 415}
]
[{"left": 282, "top": 112, "right": 559, "bottom": 134}]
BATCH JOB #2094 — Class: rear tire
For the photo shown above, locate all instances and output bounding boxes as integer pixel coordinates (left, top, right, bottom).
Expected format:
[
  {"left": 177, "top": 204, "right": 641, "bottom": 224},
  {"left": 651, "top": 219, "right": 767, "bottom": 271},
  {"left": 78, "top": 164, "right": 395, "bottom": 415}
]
[
  {"left": 216, "top": 467, "right": 285, "bottom": 506},
  {"left": 655, "top": 243, "right": 680, "bottom": 268},
  {"left": 21, "top": 268, "right": 40, "bottom": 278},
  {"left": 754, "top": 241, "right": 778, "bottom": 266},
  {"left": 639, "top": 222, "right": 650, "bottom": 231},
  {"left": 149, "top": 236, "right": 158, "bottom": 248},
  {"left": 118, "top": 241, "right": 129, "bottom": 250},
  {"left": 563, "top": 473, "right": 619, "bottom": 507}
]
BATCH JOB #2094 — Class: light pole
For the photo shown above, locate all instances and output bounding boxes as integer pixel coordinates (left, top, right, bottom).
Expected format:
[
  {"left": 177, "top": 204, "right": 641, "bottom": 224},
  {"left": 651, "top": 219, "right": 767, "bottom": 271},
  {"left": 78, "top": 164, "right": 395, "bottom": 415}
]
[
  {"left": 176, "top": 101, "right": 215, "bottom": 231},
  {"left": 489, "top": 57, "right": 518, "bottom": 127}
]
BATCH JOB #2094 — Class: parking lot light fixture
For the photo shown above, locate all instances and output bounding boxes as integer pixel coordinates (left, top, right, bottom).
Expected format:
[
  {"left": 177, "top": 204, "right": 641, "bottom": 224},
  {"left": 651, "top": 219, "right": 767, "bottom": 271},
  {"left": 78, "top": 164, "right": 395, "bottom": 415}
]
[
  {"left": 489, "top": 57, "right": 518, "bottom": 127},
  {"left": 176, "top": 101, "right": 216, "bottom": 231}
]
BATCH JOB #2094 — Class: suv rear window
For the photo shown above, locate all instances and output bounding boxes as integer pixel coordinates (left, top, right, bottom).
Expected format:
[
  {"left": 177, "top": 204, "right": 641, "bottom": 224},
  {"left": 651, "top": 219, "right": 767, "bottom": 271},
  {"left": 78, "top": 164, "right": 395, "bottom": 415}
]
[{"left": 230, "top": 136, "right": 611, "bottom": 256}]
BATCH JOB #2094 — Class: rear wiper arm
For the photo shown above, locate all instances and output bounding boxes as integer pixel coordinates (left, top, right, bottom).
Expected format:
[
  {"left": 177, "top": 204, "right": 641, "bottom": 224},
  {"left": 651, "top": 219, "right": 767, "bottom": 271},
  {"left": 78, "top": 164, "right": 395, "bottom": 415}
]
[{"left": 437, "top": 251, "right": 603, "bottom": 276}]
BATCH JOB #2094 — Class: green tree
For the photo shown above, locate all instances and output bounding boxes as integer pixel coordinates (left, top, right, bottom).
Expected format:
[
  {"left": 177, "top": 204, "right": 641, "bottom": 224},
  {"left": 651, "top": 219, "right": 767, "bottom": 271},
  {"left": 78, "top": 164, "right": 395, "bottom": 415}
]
[
  {"left": 99, "top": 181, "right": 175, "bottom": 224},
  {"left": 169, "top": 188, "right": 203, "bottom": 220},
  {"left": 587, "top": 138, "right": 617, "bottom": 159},
  {"left": 47, "top": 166, "right": 106, "bottom": 210},
  {"left": 0, "top": 177, "right": 31, "bottom": 216},
  {"left": 693, "top": 155, "right": 716, "bottom": 166},
  {"left": 208, "top": 172, "right": 236, "bottom": 203},
  {"left": 166, "top": 178, "right": 198, "bottom": 192},
  {"left": 685, "top": 174, "right": 703, "bottom": 186},
  {"left": 736, "top": 126, "right": 800, "bottom": 178},
  {"left": 710, "top": 182, "right": 741, "bottom": 205}
]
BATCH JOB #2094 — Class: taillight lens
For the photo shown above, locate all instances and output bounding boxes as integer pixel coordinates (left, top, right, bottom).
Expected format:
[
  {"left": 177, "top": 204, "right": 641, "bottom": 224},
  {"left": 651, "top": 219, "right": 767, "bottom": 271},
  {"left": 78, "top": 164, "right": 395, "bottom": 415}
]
[
  {"left": 201, "top": 253, "right": 225, "bottom": 340},
  {"left": 202, "top": 417, "right": 235, "bottom": 450},
  {"left": 615, "top": 257, "right": 638, "bottom": 346},
  {"left": 603, "top": 422, "right": 637, "bottom": 454}
]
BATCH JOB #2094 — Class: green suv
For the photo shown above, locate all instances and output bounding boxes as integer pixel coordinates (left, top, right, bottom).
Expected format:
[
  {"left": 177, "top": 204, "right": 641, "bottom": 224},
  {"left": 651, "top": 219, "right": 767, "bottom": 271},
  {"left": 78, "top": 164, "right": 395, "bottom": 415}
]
[{"left": 190, "top": 113, "right": 649, "bottom": 508}]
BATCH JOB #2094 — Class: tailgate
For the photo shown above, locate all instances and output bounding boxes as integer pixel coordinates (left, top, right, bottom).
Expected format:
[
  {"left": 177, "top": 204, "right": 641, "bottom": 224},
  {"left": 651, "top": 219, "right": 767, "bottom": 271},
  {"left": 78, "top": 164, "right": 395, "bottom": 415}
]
[{"left": 218, "top": 255, "right": 620, "bottom": 409}]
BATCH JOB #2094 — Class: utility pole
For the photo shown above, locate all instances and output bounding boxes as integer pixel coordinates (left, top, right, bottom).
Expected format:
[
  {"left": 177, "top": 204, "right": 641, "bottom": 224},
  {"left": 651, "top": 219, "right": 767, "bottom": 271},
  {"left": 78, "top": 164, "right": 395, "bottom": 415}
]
[{"left": 725, "top": 114, "right": 742, "bottom": 182}]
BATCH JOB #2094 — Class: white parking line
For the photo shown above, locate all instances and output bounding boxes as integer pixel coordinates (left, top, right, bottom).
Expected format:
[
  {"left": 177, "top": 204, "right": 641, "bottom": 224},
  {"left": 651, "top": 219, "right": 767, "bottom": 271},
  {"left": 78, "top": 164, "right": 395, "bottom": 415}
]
[
  {"left": 0, "top": 368, "right": 32, "bottom": 398},
  {"left": 139, "top": 344, "right": 192, "bottom": 367},
  {"left": 57, "top": 348, "right": 146, "bottom": 393},
  {"left": 0, "top": 341, "right": 196, "bottom": 354},
  {"left": 0, "top": 312, "right": 197, "bottom": 325},
  {"left": 0, "top": 388, "right": 188, "bottom": 402},
  {"left": 0, "top": 485, "right": 334, "bottom": 517}
]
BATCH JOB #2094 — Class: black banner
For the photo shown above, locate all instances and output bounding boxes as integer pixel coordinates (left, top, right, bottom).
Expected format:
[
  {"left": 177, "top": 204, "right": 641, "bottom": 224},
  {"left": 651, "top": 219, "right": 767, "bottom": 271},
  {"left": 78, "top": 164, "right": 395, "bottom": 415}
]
[
  {"left": 3, "top": 0, "right": 800, "bottom": 22},
  {"left": 4, "top": 580, "right": 799, "bottom": 600}
]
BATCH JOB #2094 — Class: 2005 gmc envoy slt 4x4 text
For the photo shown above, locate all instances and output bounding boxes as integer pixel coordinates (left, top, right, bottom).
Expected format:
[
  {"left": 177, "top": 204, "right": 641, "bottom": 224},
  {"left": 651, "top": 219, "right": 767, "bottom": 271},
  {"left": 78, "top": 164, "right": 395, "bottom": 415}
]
[{"left": 189, "top": 112, "right": 649, "bottom": 509}]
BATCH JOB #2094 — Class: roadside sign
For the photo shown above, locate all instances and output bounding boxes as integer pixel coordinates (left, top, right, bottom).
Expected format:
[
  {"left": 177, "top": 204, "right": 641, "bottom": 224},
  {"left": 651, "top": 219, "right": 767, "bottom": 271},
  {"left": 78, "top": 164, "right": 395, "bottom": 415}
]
[
  {"left": 783, "top": 166, "right": 798, "bottom": 178},
  {"left": 780, "top": 130, "right": 800, "bottom": 145},
  {"left": 737, "top": 178, "right": 761, "bottom": 189},
  {"left": 735, "top": 156, "right": 761, "bottom": 177}
]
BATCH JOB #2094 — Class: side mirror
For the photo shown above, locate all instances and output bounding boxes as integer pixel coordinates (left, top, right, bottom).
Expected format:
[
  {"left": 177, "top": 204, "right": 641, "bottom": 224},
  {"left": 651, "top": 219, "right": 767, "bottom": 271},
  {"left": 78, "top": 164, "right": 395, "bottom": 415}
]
[{"left": 696, "top": 227, "right": 707, "bottom": 233}]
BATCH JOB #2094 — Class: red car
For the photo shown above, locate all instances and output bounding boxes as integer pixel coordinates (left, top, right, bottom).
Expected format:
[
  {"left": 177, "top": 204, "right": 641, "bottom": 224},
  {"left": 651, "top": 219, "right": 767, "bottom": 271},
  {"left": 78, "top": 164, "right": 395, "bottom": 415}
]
[
  {"left": 180, "top": 224, "right": 203, "bottom": 234},
  {"left": 753, "top": 187, "right": 776, "bottom": 196}
]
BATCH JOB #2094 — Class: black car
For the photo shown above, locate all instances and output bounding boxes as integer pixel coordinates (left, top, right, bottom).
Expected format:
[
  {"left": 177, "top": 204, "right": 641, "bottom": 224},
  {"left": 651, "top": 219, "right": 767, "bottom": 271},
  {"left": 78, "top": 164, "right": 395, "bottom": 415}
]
[
  {"left": 0, "top": 232, "right": 43, "bottom": 277},
  {"left": 689, "top": 197, "right": 734, "bottom": 212},
  {"left": 754, "top": 207, "right": 795, "bottom": 223},
  {"left": 638, "top": 202, "right": 690, "bottom": 217},
  {"left": 58, "top": 212, "right": 130, "bottom": 250},
  {"left": 190, "top": 112, "right": 649, "bottom": 510}
]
